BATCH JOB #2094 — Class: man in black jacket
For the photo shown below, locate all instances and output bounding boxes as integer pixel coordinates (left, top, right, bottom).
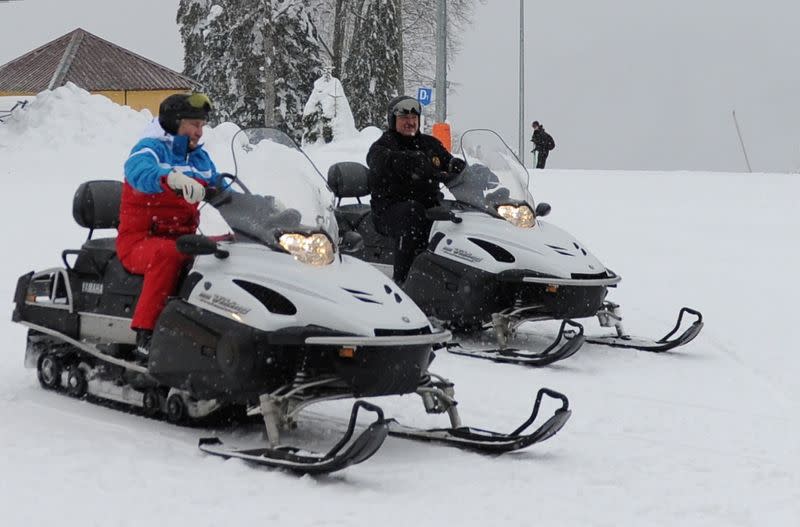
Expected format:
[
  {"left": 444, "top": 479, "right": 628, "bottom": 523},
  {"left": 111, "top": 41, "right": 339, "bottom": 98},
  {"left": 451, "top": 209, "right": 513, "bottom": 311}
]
[
  {"left": 367, "top": 95, "right": 466, "bottom": 284},
  {"left": 530, "top": 121, "right": 556, "bottom": 168}
]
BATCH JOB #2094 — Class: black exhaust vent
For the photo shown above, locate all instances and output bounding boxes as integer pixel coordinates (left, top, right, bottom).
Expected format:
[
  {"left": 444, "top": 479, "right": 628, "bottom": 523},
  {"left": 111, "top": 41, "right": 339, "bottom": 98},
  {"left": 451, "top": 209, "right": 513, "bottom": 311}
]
[
  {"left": 468, "top": 238, "right": 515, "bottom": 263},
  {"left": 233, "top": 280, "right": 297, "bottom": 315},
  {"left": 571, "top": 271, "right": 610, "bottom": 280},
  {"left": 375, "top": 326, "right": 432, "bottom": 337}
]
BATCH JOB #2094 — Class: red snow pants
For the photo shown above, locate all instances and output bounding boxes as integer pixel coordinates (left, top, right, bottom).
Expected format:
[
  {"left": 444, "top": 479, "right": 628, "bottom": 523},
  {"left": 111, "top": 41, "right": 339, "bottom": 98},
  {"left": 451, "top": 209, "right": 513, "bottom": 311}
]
[{"left": 119, "top": 237, "right": 192, "bottom": 331}]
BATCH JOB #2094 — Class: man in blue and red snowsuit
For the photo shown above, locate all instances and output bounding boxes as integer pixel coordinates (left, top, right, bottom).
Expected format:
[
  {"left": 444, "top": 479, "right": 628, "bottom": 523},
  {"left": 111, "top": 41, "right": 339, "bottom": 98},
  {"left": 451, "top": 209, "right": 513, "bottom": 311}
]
[{"left": 117, "top": 93, "right": 220, "bottom": 360}]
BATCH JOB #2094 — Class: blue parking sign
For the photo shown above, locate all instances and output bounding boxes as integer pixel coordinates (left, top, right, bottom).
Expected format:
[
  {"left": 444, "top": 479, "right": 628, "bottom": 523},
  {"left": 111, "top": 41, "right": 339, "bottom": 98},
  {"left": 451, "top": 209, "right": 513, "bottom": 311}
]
[{"left": 417, "top": 87, "right": 433, "bottom": 106}]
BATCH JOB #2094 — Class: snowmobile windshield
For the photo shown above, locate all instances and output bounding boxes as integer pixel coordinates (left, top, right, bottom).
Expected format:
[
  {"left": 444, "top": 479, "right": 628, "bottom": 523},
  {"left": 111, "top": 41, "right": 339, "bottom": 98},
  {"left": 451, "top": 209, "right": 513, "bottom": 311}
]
[
  {"left": 209, "top": 128, "right": 338, "bottom": 252},
  {"left": 445, "top": 129, "right": 534, "bottom": 213}
]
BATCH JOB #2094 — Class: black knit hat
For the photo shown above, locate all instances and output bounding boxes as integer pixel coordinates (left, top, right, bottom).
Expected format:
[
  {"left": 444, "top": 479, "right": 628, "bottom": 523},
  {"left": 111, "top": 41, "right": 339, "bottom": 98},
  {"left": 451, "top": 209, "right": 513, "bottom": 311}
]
[
  {"left": 158, "top": 93, "right": 212, "bottom": 135},
  {"left": 386, "top": 95, "right": 421, "bottom": 130}
]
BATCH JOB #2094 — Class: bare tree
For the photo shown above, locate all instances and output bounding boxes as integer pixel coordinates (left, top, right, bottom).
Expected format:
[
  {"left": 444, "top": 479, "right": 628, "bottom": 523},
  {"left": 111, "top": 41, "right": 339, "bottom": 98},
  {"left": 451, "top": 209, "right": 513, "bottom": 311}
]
[
  {"left": 400, "top": 0, "right": 480, "bottom": 93},
  {"left": 310, "top": 0, "right": 479, "bottom": 94}
]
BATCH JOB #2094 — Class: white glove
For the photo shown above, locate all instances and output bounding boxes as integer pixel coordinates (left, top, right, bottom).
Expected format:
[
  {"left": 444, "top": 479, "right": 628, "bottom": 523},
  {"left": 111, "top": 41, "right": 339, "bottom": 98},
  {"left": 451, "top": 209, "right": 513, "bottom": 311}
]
[{"left": 166, "top": 170, "right": 205, "bottom": 204}]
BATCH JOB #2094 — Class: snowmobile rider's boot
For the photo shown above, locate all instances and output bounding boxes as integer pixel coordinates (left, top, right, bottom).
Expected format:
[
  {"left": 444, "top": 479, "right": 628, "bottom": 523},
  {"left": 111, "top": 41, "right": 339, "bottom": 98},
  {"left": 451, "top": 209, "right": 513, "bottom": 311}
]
[{"left": 134, "top": 329, "right": 153, "bottom": 363}]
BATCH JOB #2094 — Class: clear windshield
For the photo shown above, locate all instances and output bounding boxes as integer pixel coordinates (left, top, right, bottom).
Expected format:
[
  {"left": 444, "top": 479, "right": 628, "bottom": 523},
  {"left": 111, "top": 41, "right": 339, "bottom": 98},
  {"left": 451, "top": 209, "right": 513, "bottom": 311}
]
[
  {"left": 210, "top": 128, "right": 338, "bottom": 247},
  {"left": 444, "top": 129, "right": 534, "bottom": 211}
]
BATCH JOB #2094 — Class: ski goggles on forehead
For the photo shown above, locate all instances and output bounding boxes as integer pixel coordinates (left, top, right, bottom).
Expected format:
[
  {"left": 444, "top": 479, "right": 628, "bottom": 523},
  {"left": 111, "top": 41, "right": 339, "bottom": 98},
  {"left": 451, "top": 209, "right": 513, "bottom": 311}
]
[
  {"left": 187, "top": 92, "right": 212, "bottom": 111},
  {"left": 392, "top": 99, "right": 421, "bottom": 116}
]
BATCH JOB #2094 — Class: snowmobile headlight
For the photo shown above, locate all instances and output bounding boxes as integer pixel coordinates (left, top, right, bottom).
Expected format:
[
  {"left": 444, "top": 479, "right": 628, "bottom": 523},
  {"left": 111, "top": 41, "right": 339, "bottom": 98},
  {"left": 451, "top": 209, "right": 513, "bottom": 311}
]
[
  {"left": 278, "top": 233, "right": 335, "bottom": 266},
  {"left": 496, "top": 204, "right": 535, "bottom": 228}
]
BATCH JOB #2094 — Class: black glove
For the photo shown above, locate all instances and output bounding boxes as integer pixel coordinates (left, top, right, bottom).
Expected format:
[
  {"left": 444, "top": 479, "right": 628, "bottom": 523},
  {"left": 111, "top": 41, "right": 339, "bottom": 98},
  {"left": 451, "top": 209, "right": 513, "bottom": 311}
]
[
  {"left": 435, "top": 171, "right": 459, "bottom": 185},
  {"left": 395, "top": 150, "right": 434, "bottom": 180},
  {"left": 470, "top": 163, "right": 500, "bottom": 190},
  {"left": 447, "top": 157, "right": 467, "bottom": 174}
]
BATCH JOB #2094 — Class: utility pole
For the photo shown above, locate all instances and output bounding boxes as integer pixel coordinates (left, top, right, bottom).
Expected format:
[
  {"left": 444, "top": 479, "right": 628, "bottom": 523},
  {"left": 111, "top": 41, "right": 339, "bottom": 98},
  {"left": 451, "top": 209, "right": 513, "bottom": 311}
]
[
  {"left": 518, "top": 0, "right": 525, "bottom": 162},
  {"left": 435, "top": 0, "right": 447, "bottom": 122},
  {"left": 732, "top": 110, "right": 752, "bottom": 173}
]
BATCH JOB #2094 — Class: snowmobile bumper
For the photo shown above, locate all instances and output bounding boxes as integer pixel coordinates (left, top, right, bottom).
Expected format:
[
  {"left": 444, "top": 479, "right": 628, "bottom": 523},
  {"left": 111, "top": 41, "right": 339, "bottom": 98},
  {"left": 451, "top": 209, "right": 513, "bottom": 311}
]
[
  {"left": 518, "top": 271, "right": 622, "bottom": 287},
  {"left": 304, "top": 329, "right": 451, "bottom": 346}
]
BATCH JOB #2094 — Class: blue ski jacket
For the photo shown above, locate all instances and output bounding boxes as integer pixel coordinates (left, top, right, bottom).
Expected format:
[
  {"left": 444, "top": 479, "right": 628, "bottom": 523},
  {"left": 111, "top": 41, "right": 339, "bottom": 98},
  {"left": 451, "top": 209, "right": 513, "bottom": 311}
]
[{"left": 124, "top": 120, "right": 219, "bottom": 194}]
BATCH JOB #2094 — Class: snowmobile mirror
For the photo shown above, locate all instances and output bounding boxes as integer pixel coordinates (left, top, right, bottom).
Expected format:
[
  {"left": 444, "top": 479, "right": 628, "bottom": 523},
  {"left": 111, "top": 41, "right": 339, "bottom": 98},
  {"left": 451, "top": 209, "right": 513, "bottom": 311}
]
[
  {"left": 176, "top": 234, "right": 219, "bottom": 256},
  {"left": 535, "top": 202, "right": 551, "bottom": 218},
  {"left": 426, "top": 206, "right": 462, "bottom": 224},
  {"left": 339, "top": 231, "right": 364, "bottom": 254}
]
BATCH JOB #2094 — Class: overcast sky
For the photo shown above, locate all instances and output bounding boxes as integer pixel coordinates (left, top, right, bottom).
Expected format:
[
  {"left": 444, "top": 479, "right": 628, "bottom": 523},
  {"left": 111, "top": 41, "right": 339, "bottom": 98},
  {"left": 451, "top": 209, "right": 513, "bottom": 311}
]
[{"left": 2, "top": 0, "right": 799, "bottom": 172}]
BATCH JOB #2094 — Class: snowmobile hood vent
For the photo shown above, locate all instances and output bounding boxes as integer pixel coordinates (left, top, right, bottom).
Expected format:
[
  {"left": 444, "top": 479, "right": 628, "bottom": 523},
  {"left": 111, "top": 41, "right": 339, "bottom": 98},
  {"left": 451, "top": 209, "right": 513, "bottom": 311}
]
[
  {"left": 468, "top": 238, "right": 515, "bottom": 263},
  {"left": 342, "top": 287, "right": 383, "bottom": 305},
  {"left": 546, "top": 244, "right": 574, "bottom": 257},
  {"left": 234, "top": 280, "right": 297, "bottom": 315}
]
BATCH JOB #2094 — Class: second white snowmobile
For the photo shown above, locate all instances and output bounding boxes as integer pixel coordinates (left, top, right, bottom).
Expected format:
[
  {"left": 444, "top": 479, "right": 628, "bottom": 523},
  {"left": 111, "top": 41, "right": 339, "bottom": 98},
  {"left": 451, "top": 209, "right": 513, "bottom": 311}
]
[
  {"left": 328, "top": 129, "right": 703, "bottom": 366},
  {"left": 11, "top": 128, "right": 571, "bottom": 474}
]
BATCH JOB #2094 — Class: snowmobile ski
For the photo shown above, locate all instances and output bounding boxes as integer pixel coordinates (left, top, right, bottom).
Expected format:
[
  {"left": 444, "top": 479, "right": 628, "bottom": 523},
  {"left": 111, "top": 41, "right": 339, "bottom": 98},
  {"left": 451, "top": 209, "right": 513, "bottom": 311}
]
[
  {"left": 387, "top": 388, "right": 571, "bottom": 453},
  {"left": 445, "top": 319, "right": 584, "bottom": 366},
  {"left": 581, "top": 307, "right": 704, "bottom": 352},
  {"left": 198, "top": 401, "right": 388, "bottom": 474}
]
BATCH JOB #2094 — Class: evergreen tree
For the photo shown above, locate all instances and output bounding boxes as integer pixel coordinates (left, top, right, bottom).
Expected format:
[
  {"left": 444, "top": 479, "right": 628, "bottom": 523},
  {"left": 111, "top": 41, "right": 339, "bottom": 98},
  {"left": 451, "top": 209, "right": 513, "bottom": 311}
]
[
  {"left": 177, "top": 0, "right": 324, "bottom": 141},
  {"left": 343, "top": 0, "right": 403, "bottom": 129},
  {"left": 272, "top": 1, "right": 325, "bottom": 138}
]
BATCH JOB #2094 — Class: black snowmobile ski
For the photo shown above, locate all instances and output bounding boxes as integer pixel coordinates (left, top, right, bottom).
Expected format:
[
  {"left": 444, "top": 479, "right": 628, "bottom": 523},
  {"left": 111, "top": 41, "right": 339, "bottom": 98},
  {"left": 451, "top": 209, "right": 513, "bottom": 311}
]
[
  {"left": 581, "top": 307, "right": 704, "bottom": 353},
  {"left": 198, "top": 401, "right": 388, "bottom": 474},
  {"left": 446, "top": 320, "right": 584, "bottom": 366},
  {"left": 387, "top": 388, "right": 571, "bottom": 453}
]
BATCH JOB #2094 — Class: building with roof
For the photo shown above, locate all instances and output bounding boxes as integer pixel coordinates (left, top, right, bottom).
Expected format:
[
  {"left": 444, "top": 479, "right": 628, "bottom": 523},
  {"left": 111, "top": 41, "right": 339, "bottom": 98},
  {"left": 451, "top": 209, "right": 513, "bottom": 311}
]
[{"left": 0, "top": 28, "right": 200, "bottom": 115}]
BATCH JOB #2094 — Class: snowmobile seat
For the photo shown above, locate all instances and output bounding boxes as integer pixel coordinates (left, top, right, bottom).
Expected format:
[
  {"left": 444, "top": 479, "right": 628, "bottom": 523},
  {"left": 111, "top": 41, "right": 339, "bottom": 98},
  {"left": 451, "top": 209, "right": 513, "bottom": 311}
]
[
  {"left": 72, "top": 238, "right": 118, "bottom": 276},
  {"left": 328, "top": 162, "right": 372, "bottom": 230},
  {"left": 68, "top": 180, "right": 123, "bottom": 276}
]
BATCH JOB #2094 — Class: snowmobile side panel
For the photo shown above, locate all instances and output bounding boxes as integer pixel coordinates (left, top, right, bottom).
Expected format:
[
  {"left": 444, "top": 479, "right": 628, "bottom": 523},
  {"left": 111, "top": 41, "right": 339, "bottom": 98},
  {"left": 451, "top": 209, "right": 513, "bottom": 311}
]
[
  {"left": 15, "top": 298, "right": 80, "bottom": 339},
  {"left": 404, "top": 252, "right": 608, "bottom": 328},
  {"left": 148, "top": 299, "right": 297, "bottom": 402}
]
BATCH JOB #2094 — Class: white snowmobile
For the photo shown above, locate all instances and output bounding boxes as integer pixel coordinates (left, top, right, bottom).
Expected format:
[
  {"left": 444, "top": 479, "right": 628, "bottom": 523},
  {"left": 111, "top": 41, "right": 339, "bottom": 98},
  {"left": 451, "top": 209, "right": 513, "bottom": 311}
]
[
  {"left": 11, "top": 128, "right": 571, "bottom": 474},
  {"left": 328, "top": 129, "right": 703, "bottom": 366}
]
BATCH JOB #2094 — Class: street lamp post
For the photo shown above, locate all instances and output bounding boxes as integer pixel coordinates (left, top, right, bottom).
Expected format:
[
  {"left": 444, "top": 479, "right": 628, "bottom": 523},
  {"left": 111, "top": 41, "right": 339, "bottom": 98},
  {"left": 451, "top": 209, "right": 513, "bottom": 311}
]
[
  {"left": 436, "top": 0, "right": 447, "bottom": 123},
  {"left": 518, "top": 0, "right": 525, "bottom": 163}
]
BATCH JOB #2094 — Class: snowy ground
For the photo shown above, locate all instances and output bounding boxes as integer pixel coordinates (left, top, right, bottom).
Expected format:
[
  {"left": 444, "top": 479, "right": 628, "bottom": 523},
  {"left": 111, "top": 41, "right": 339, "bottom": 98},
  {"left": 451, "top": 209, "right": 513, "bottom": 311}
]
[{"left": 0, "top": 86, "right": 798, "bottom": 527}]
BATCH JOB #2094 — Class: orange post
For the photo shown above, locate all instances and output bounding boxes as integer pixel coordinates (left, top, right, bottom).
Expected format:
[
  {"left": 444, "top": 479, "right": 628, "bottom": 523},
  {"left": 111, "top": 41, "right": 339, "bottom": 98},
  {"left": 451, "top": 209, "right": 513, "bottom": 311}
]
[{"left": 431, "top": 122, "right": 452, "bottom": 152}]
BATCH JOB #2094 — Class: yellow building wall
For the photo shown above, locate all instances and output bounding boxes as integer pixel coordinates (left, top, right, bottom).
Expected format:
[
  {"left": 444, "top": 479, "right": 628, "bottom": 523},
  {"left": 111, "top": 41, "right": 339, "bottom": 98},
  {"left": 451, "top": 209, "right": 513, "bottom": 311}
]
[
  {"left": 93, "top": 90, "right": 126, "bottom": 105},
  {"left": 1, "top": 89, "right": 190, "bottom": 115},
  {"left": 92, "top": 89, "right": 188, "bottom": 115},
  {"left": 125, "top": 90, "right": 188, "bottom": 115}
]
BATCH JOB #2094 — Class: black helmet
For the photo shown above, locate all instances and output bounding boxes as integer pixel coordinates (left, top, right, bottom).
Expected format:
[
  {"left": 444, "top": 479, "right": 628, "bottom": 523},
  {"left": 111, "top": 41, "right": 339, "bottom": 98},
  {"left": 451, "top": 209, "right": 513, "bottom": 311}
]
[
  {"left": 158, "top": 93, "right": 213, "bottom": 135},
  {"left": 387, "top": 95, "right": 421, "bottom": 130}
]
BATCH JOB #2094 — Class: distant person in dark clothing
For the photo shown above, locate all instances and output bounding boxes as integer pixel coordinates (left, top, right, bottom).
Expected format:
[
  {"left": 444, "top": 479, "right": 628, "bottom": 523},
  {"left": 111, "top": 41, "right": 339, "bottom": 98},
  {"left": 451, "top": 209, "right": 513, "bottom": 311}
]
[
  {"left": 367, "top": 95, "right": 466, "bottom": 284},
  {"left": 530, "top": 121, "right": 556, "bottom": 169}
]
